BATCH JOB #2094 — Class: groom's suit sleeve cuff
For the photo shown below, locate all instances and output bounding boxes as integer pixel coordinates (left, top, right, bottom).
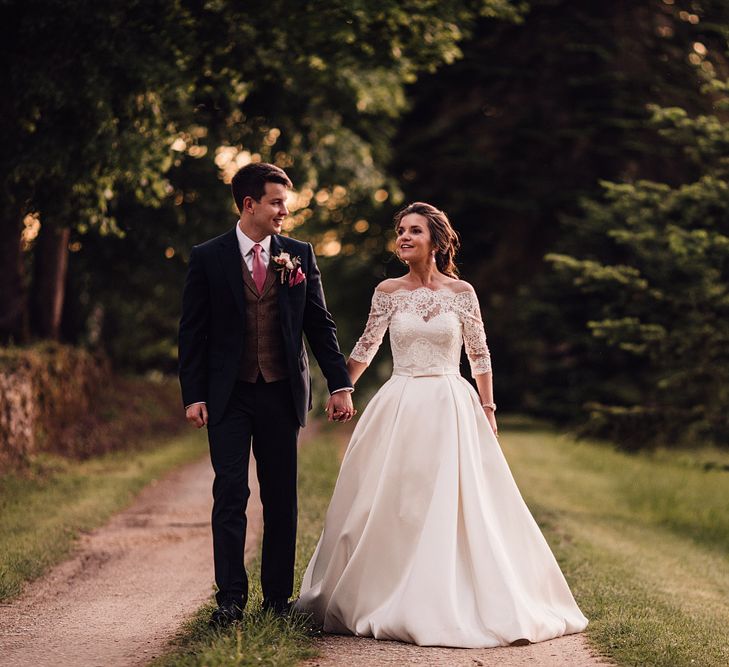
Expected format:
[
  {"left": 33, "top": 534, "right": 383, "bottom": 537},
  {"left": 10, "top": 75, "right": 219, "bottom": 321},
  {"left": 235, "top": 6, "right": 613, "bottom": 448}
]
[
  {"left": 185, "top": 401, "right": 206, "bottom": 409},
  {"left": 331, "top": 387, "right": 354, "bottom": 394}
]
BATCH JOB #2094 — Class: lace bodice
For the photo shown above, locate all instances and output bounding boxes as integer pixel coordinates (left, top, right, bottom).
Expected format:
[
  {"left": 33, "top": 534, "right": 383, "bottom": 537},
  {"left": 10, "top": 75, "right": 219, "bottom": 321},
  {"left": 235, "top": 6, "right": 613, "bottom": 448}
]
[{"left": 350, "top": 287, "right": 492, "bottom": 375}]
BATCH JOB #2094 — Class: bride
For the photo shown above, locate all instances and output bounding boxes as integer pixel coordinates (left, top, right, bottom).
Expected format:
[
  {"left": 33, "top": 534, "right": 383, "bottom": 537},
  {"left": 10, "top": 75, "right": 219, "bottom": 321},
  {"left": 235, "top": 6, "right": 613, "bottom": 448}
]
[{"left": 294, "top": 202, "right": 588, "bottom": 648}]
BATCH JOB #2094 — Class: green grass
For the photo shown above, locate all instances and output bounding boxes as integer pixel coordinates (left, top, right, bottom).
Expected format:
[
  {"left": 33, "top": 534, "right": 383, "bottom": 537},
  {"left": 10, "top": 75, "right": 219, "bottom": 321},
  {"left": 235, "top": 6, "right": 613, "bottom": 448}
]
[
  {"left": 152, "top": 429, "right": 341, "bottom": 667},
  {"left": 148, "top": 601, "right": 319, "bottom": 667},
  {"left": 0, "top": 430, "right": 207, "bottom": 600},
  {"left": 501, "top": 419, "right": 729, "bottom": 667}
]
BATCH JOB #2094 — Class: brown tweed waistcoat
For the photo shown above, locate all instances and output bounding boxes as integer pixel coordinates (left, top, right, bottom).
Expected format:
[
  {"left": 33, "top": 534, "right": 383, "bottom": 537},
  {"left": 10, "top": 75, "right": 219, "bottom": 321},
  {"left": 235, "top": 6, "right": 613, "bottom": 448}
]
[{"left": 238, "top": 256, "right": 288, "bottom": 382}]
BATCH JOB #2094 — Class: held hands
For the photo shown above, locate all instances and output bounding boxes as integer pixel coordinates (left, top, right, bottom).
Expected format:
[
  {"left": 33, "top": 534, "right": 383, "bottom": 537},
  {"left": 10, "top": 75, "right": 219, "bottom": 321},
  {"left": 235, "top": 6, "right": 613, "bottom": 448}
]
[
  {"left": 326, "top": 392, "right": 357, "bottom": 423},
  {"left": 185, "top": 403, "right": 208, "bottom": 428}
]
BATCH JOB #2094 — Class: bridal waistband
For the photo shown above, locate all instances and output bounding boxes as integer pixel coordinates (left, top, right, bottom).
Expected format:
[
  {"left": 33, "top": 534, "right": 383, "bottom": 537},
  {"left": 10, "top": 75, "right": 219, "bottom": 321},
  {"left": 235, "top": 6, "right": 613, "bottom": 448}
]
[{"left": 392, "top": 366, "right": 460, "bottom": 377}]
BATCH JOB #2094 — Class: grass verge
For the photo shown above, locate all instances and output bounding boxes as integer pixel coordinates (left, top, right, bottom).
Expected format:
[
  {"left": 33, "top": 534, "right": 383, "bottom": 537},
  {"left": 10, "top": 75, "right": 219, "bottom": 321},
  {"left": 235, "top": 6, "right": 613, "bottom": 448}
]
[
  {"left": 0, "top": 430, "right": 207, "bottom": 600},
  {"left": 502, "top": 419, "right": 729, "bottom": 667},
  {"left": 151, "top": 428, "right": 341, "bottom": 667}
]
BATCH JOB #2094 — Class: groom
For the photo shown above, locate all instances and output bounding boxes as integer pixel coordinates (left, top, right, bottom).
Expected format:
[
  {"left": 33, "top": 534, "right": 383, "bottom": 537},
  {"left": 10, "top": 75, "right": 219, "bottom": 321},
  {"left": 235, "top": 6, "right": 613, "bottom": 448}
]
[{"left": 178, "top": 162, "right": 354, "bottom": 626}]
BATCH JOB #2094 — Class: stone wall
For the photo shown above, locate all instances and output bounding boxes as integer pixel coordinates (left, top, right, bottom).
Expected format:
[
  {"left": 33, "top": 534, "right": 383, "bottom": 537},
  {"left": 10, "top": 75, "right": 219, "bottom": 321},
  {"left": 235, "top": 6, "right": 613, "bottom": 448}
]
[{"left": 0, "top": 344, "right": 108, "bottom": 468}]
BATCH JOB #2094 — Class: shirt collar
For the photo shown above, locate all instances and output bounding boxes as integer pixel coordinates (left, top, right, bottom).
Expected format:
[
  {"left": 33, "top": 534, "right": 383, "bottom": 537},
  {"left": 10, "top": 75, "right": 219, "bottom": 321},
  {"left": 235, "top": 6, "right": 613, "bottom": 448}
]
[{"left": 235, "top": 223, "right": 272, "bottom": 257}]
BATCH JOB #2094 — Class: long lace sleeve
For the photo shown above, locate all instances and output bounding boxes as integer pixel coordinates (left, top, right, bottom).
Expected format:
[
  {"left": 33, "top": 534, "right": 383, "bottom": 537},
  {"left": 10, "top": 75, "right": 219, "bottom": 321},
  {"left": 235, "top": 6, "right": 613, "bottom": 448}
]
[
  {"left": 457, "top": 290, "right": 492, "bottom": 375},
  {"left": 350, "top": 290, "right": 395, "bottom": 365}
]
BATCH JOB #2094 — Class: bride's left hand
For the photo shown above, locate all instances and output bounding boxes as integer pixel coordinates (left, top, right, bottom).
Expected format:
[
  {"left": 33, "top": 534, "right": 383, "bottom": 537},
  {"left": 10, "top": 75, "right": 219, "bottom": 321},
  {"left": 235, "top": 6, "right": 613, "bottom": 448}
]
[{"left": 483, "top": 409, "right": 498, "bottom": 438}]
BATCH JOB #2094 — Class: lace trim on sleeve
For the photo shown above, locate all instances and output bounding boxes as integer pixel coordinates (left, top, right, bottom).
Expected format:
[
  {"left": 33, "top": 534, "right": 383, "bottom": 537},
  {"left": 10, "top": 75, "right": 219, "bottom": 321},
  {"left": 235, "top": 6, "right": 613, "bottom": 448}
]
[
  {"left": 456, "top": 291, "right": 492, "bottom": 375},
  {"left": 350, "top": 290, "right": 394, "bottom": 365}
]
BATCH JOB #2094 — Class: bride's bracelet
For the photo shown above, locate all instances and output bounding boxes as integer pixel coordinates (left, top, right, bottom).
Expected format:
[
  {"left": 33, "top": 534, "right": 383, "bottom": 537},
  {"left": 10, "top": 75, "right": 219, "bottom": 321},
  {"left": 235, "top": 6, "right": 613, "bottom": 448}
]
[{"left": 481, "top": 402, "right": 497, "bottom": 412}]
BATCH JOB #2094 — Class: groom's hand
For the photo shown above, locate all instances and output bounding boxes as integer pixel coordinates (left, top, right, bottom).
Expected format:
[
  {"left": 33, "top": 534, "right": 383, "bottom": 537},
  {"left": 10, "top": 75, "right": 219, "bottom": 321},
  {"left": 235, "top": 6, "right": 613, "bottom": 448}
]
[
  {"left": 186, "top": 403, "right": 209, "bottom": 428},
  {"left": 326, "top": 392, "right": 356, "bottom": 423}
]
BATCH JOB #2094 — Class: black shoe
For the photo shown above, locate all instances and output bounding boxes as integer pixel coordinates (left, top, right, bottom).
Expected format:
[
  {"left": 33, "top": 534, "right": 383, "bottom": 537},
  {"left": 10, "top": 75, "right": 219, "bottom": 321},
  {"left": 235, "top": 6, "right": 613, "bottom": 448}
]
[
  {"left": 261, "top": 598, "right": 293, "bottom": 617},
  {"left": 209, "top": 601, "right": 244, "bottom": 628},
  {"left": 510, "top": 638, "right": 531, "bottom": 647}
]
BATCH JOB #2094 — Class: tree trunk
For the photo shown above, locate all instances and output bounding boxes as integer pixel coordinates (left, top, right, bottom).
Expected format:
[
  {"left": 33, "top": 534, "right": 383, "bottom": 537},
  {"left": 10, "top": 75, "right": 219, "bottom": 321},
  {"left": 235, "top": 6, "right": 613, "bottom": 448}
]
[
  {"left": 0, "top": 215, "right": 29, "bottom": 343},
  {"left": 31, "top": 225, "right": 70, "bottom": 340}
]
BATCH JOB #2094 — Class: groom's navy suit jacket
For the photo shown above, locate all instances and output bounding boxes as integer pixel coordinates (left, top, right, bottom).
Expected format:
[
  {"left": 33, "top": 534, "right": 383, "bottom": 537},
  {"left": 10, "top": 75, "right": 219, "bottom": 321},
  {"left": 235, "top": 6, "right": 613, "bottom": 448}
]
[{"left": 178, "top": 228, "right": 351, "bottom": 427}]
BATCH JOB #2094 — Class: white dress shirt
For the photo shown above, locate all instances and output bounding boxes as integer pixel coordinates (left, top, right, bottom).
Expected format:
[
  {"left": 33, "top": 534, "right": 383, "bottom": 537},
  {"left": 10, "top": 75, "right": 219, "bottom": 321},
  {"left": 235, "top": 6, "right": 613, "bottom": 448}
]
[{"left": 185, "top": 224, "right": 352, "bottom": 409}]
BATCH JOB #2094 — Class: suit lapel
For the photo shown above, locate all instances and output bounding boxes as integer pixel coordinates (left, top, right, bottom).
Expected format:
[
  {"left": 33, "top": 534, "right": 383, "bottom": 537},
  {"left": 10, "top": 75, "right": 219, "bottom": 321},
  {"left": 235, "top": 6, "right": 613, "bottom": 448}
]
[
  {"left": 219, "top": 228, "right": 247, "bottom": 316},
  {"left": 261, "top": 263, "right": 278, "bottom": 297},
  {"left": 271, "top": 235, "right": 292, "bottom": 321},
  {"left": 240, "top": 257, "right": 259, "bottom": 298}
]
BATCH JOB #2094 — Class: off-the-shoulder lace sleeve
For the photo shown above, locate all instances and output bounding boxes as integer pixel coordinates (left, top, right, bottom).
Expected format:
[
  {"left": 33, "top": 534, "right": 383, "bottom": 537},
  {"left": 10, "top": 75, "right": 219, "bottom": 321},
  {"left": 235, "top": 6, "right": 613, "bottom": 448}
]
[
  {"left": 456, "top": 290, "right": 492, "bottom": 375},
  {"left": 350, "top": 290, "right": 395, "bottom": 365}
]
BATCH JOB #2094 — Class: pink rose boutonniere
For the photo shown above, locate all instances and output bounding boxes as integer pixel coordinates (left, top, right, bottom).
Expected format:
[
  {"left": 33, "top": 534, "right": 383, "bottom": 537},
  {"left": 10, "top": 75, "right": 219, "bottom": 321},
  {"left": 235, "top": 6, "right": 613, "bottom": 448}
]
[{"left": 272, "top": 251, "right": 306, "bottom": 287}]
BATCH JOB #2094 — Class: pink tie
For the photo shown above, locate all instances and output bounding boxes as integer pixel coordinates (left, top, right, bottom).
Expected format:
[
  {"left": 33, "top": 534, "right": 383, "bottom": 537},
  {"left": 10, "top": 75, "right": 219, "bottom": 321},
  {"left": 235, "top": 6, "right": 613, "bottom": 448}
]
[{"left": 251, "top": 243, "right": 266, "bottom": 293}]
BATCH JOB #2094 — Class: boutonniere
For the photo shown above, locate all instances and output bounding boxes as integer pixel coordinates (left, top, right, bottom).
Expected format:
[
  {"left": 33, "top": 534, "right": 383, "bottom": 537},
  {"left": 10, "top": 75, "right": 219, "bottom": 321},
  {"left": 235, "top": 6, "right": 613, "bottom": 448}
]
[{"left": 272, "top": 251, "right": 306, "bottom": 287}]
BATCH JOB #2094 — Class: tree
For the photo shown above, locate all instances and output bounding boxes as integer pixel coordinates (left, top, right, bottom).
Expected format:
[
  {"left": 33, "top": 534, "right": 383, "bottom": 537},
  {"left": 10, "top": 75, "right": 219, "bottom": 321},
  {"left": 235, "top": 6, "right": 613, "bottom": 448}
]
[
  {"left": 545, "top": 92, "right": 729, "bottom": 448},
  {"left": 29, "top": 1, "right": 524, "bottom": 366},
  {"left": 0, "top": 0, "right": 195, "bottom": 342}
]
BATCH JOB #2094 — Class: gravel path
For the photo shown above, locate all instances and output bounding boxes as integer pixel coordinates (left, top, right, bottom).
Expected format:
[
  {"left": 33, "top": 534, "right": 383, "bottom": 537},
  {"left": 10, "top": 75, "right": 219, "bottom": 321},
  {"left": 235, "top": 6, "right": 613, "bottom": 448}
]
[
  {"left": 0, "top": 452, "right": 263, "bottom": 667},
  {"left": 303, "top": 633, "right": 611, "bottom": 667}
]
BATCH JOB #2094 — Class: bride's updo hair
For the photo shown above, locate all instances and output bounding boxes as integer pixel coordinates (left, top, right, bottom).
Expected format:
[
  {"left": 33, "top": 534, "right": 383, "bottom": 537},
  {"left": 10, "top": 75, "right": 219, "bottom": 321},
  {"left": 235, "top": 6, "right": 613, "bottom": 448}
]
[{"left": 394, "top": 202, "right": 461, "bottom": 278}]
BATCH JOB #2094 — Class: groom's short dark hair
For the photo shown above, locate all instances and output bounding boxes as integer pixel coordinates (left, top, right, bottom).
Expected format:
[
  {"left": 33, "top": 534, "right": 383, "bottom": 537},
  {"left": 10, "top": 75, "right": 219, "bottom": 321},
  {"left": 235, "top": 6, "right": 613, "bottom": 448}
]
[{"left": 231, "top": 162, "right": 293, "bottom": 211}]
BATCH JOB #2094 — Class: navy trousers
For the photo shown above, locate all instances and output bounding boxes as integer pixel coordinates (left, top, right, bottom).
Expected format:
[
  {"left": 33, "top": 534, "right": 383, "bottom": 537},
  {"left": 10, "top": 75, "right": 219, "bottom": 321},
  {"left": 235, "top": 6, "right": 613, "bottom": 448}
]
[{"left": 207, "top": 378, "right": 299, "bottom": 608}]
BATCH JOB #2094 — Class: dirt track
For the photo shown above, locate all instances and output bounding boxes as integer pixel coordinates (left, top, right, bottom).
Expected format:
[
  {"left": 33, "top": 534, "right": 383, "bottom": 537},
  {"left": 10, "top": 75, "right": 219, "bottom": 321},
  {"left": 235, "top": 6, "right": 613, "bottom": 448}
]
[
  {"left": 0, "top": 454, "right": 262, "bottom": 667},
  {"left": 304, "top": 632, "right": 611, "bottom": 667}
]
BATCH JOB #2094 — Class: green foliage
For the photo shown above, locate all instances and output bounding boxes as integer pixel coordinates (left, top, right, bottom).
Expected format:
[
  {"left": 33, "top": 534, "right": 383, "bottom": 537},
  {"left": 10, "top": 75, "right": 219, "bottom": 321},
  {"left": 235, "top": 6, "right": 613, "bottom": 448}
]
[
  {"left": 19, "top": 0, "right": 524, "bottom": 366},
  {"left": 0, "top": 0, "right": 201, "bottom": 342},
  {"left": 1, "top": 0, "right": 194, "bottom": 231},
  {"left": 543, "top": 96, "right": 729, "bottom": 447},
  {"left": 149, "top": 602, "right": 317, "bottom": 667},
  {"left": 391, "top": 0, "right": 729, "bottom": 414}
]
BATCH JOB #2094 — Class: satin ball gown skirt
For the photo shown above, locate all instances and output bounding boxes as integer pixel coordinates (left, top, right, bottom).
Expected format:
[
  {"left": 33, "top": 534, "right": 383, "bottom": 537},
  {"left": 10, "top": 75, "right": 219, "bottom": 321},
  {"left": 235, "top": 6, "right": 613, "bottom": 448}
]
[{"left": 295, "top": 369, "right": 588, "bottom": 648}]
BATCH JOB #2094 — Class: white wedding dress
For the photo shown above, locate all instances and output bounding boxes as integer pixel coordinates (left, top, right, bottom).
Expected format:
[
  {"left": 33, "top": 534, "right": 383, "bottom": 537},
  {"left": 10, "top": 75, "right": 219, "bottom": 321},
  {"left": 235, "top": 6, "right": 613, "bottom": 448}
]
[{"left": 294, "top": 287, "right": 588, "bottom": 647}]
